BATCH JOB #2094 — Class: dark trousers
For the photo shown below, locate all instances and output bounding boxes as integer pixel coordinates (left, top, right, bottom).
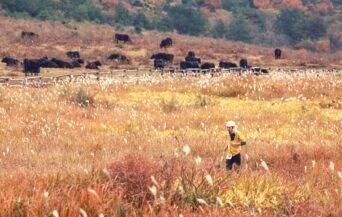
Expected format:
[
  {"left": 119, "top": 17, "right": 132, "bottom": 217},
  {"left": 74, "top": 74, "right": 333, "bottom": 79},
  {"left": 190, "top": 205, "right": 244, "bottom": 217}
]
[{"left": 226, "top": 153, "right": 241, "bottom": 170}]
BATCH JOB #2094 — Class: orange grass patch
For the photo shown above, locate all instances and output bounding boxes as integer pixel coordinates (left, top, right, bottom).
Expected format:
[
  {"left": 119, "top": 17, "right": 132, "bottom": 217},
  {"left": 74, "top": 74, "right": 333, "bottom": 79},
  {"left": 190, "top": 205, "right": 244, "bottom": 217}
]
[{"left": 0, "top": 75, "right": 341, "bottom": 216}]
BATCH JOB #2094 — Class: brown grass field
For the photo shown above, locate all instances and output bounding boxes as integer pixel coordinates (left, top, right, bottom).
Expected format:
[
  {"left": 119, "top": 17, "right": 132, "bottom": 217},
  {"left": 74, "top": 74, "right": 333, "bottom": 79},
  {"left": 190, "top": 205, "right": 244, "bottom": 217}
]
[
  {"left": 0, "top": 17, "right": 342, "bottom": 217},
  {"left": 0, "top": 73, "right": 341, "bottom": 216}
]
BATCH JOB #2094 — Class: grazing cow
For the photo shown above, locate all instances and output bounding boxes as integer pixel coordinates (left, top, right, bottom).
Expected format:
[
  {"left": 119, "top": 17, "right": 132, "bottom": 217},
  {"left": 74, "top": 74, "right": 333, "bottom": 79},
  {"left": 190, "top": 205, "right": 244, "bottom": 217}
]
[
  {"left": 251, "top": 67, "right": 269, "bottom": 75},
  {"left": 71, "top": 60, "right": 82, "bottom": 68},
  {"left": 239, "top": 58, "right": 248, "bottom": 68},
  {"left": 154, "top": 59, "right": 167, "bottom": 69},
  {"left": 114, "top": 33, "right": 132, "bottom": 44},
  {"left": 51, "top": 58, "right": 74, "bottom": 68},
  {"left": 160, "top": 37, "right": 173, "bottom": 49},
  {"left": 86, "top": 61, "right": 102, "bottom": 69},
  {"left": 180, "top": 61, "right": 199, "bottom": 70},
  {"left": 274, "top": 48, "right": 282, "bottom": 59},
  {"left": 201, "top": 62, "right": 215, "bottom": 70},
  {"left": 23, "top": 59, "right": 40, "bottom": 75},
  {"left": 261, "top": 68, "right": 269, "bottom": 74},
  {"left": 185, "top": 56, "right": 201, "bottom": 64},
  {"left": 21, "top": 31, "right": 38, "bottom": 39},
  {"left": 108, "top": 53, "right": 130, "bottom": 64},
  {"left": 150, "top": 53, "right": 174, "bottom": 63},
  {"left": 1, "top": 57, "right": 19, "bottom": 66},
  {"left": 219, "top": 61, "right": 238, "bottom": 68},
  {"left": 66, "top": 51, "right": 80, "bottom": 59},
  {"left": 187, "top": 51, "right": 195, "bottom": 58},
  {"left": 39, "top": 58, "right": 59, "bottom": 68},
  {"left": 73, "top": 59, "right": 84, "bottom": 64}
]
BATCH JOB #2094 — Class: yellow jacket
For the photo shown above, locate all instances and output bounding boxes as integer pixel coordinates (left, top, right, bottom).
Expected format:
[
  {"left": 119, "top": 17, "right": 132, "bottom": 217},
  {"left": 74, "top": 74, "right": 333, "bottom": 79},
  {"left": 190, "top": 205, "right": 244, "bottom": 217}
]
[{"left": 226, "top": 131, "right": 246, "bottom": 157}]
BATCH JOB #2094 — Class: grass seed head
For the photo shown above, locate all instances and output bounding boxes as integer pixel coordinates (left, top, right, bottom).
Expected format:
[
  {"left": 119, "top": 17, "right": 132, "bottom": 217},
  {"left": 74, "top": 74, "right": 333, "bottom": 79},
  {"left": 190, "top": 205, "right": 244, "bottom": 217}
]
[
  {"left": 149, "top": 185, "right": 157, "bottom": 197},
  {"left": 205, "top": 175, "right": 213, "bottom": 186},
  {"left": 183, "top": 145, "right": 191, "bottom": 155},
  {"left": 52, "top": 210, "right": 59, "bottom": 217}
]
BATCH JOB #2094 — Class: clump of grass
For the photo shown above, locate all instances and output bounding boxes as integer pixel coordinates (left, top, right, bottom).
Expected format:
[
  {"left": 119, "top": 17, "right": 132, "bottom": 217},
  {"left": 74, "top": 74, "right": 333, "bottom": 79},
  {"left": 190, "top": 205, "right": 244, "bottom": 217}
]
[
  {"left": 195, "top": 95, "right": 210, "bottom": 107},
  {"left": 219, "top": 89, "right": 246, "bottom": 98},
  {"left": 319, "top": 99, "right": 341, "bottom": 109},
  {"left": 109, "top": 153, "right": 161, "bottom": 207},
  {"left": 59, "top": 87, "right": 71, "bottom": 97},
  {"left": 161, "top": 98, "right": 178, "bottom": 113},
  {"left": 115, "top": 41, "right": 124, "bottom": 48},
  {"left": 75, "top": 88, "right": 95, "bottom": 108},
  {"left": 0, "top": 88, "right": 4, "bottom": 103}
]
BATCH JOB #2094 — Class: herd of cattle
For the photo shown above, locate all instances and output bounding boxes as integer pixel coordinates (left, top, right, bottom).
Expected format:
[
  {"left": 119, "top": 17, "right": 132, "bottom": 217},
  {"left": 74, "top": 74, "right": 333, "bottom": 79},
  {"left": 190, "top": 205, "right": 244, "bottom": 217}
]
[{"left": 1, "top": 32, "right": 283, "bottom": 75}]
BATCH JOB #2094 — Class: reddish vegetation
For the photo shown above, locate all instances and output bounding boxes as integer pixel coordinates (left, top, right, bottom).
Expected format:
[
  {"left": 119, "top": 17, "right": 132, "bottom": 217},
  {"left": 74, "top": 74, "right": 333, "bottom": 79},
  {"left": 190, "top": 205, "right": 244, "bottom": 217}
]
[
  {"left": 96, "top": 0, "right": 339, "bottom": 16},
  {"left": 0, "top": 75, "right": 341, "bottom": 216}
]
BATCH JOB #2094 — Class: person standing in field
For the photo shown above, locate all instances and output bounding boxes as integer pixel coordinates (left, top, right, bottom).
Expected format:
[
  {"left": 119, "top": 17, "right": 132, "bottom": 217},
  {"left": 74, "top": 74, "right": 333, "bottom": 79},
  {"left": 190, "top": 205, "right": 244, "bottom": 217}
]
[{"left": 225, "top": 121, "right": 247, "bottom": 171}]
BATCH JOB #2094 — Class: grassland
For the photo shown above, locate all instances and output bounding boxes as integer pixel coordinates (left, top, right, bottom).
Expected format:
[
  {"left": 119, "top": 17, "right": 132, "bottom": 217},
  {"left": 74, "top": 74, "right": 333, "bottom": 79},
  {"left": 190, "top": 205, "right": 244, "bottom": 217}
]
[{"left": 0, "top": 73, "right": 341, "bottom": 216}]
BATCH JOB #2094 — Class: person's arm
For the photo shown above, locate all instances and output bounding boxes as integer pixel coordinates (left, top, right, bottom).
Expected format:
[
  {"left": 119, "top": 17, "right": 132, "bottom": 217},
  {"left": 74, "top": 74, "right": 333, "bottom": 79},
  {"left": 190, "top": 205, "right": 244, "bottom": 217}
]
[{"left": 238, "top": 132, "right": 247, "bottom": 146}]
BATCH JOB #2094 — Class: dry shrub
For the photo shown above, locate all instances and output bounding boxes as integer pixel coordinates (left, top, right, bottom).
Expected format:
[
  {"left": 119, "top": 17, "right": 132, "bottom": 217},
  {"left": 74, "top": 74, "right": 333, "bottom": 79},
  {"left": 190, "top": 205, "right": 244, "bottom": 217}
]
[
  {"left": 161, "top": 98, "right": 178, "bottom": 113},
  {"left": 319, "top": 100, "right": 341, "bottom": 109},
  {"left": 109, "top": 153, "right": 162, "bottom": 206},
  {"left": 74, "top": 88, "right": 96, "bottom": 108}
]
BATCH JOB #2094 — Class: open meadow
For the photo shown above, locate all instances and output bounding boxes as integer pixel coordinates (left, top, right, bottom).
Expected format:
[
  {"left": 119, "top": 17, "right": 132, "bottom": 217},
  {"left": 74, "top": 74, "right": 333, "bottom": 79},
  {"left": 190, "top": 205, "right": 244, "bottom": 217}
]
[{"left": 0, "top": 72, "right": 341, "bottom": 216}]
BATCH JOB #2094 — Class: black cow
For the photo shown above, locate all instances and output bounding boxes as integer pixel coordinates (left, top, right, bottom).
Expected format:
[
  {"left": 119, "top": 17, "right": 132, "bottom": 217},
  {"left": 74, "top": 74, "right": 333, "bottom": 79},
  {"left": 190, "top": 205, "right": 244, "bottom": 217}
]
[
  {"left": 274, "top": 48, "right": 282, "bottom": 59},
  {"left": 180, "top": 61, "right": 199, "bottom": 69},
  {"left": 219, "top": 61, "right": 237, "bottom": 68},
  {"left": 160, "top": 37, "right": 173, "bottom": 49},
  {"left": 86, "top": 61, "right": 102, "bottom": 69},
  {"left": 154, "top": 59, "right": 167, "bottom": 69},
  {"left": 239, "top": 58, "right": 248, "bottom": 68},
  {"left": 114, "top": 33, "right": 132, "bottom": 44},
  {"left": 150, "top": 53, "right": 174, "bottom": 63},
  {"left": 66, "top": 51, "right": 80, "bottom": 59},
  {"left": 21, "top": 31, "right": 38, "bottom": 39},
  {"left": 251, "top": 67, "right": 269, "bottom": 75},
  {"left": 23, "top": 59, "right": 40, "bottom": 75},
  {"left": 73, "top": 59, "right": 84, "bottom": 64},
  {"left": 185, "top": 56, "right": 201, "bottom": 64},
  {"left": 51, "top": 58, "right": 74, "bottom": 68},
  {"left": 1, "top": 57, "right": 19, "bottom": 66},
  {"left": 201, "top": 62, "right": 215, "bottom": 70},
  {"left": 108, "top": 53, "right": 130, "bottom": 64},
  {"left": 71, "top": 60, "right": 82, "bottom": 68},
  {"left": 187, "top": 51, "right": 195, "bottom": 58},
  {"left": 39, "top": 58, "right": 59, "bottom": 68}
]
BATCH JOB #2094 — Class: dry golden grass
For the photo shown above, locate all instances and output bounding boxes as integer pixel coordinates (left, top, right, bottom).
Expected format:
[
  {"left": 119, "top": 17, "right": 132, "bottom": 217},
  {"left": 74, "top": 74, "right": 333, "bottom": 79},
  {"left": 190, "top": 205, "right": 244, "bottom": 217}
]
[{"left": 0, "top": 73, "right": 341, "bottom": 216}]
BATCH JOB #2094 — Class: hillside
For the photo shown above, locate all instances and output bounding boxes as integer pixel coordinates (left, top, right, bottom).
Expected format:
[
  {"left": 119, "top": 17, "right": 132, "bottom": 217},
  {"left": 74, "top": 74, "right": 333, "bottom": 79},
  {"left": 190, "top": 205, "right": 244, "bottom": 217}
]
[
  {"left": 0, "top": 0, "right": 341, "bottom": 52},
  {"left": 0, "top": 16, "right": 341, "bottom": 78},
  {"left": 97, "top": 0, "right": 342, "bottom": 15}
]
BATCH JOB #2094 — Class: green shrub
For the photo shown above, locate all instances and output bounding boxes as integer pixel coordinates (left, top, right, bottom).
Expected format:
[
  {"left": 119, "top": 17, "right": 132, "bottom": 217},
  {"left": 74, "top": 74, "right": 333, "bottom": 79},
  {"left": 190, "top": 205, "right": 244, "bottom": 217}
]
[
  {"left": 226, "top": 17, "right": 252, "bottom": 43},
  {"left": 222, "top": 0, "right": 254, "bottom": 12},
  {"left": 275, "top": 8, "right": 326, "bottom": 44},
  {"left": 152, "top": 15, "right": 173, "bottom": 32},
  {"left": 294, "top": 40, "right": 316, "bottom": 52},
  {"left": 195, "top": 95, "right": 210, "bottom": 107},
  {"left": 161, "top": 98, "right": 178, "bottom": 113},
  {"left": 133, "top": 11, "right": 152, "bottom": 30},
  {"left": 114, "top": 3, "right": 132, "bottom": 26},
  {"left": 212, "top": 20, "right": 226, "bottom": 39},
  {"left": 75, "top": 89, "right": 95, "bottom": 108},
  {"left": 166, "top": 5, "right": 208, "bottom": 36}
]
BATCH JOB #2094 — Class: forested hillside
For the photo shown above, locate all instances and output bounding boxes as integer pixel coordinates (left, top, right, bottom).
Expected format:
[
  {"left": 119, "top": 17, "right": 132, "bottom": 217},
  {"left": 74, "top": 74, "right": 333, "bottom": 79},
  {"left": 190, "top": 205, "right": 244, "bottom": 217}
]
[{"left": 0, "top": 0, "right": 341, "bottom": 52}]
